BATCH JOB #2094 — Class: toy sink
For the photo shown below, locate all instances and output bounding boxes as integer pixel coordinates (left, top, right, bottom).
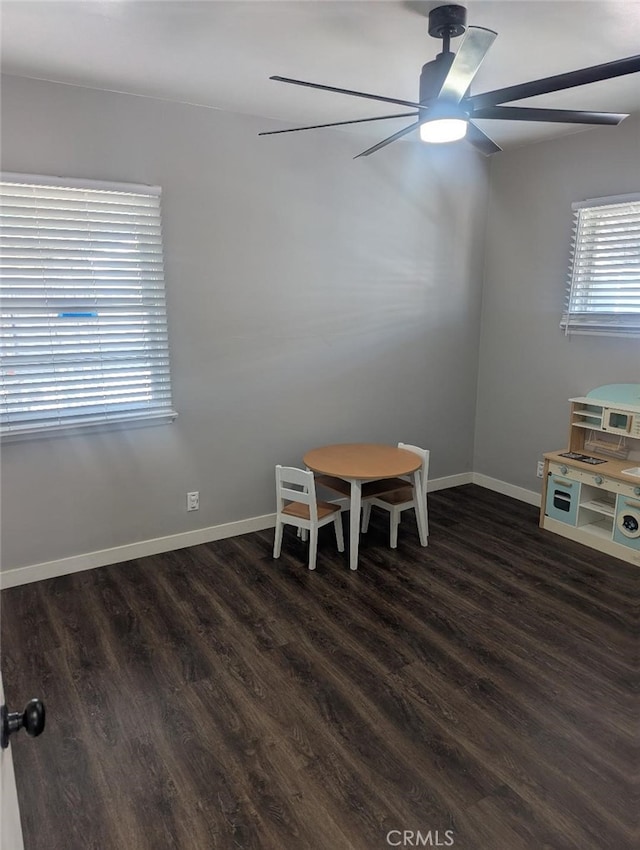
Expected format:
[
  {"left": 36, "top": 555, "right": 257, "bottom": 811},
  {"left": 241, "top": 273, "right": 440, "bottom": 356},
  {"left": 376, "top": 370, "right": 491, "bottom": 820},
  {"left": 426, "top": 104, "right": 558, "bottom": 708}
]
[{"left": 622, "top": 467, "right": 640, "bottom": 477}]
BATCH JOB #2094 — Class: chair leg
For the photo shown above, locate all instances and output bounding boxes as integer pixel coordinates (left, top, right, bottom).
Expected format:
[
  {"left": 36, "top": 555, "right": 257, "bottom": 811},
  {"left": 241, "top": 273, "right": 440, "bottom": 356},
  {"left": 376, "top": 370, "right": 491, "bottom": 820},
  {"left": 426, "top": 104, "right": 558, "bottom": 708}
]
[
  {"left": 390, "top": 509, "right": 400, "bottom": 549},
  {"left": 334, "top": 513, "right": 345, "bottom": 552},
  {"left": 361, "top": 502, "right": 372, "bottom": 533},
  {"left": 300, "top": 528, "right": 308, "bottom": 542},
  {"left": 411, "top": 470, "right": 428, "bottom": 547},
  {"left": 273, "top": 520, "right": 283, "bottom": 558},
  {"left": 308, "top": 526, "right": 318, "bottom": 570}
]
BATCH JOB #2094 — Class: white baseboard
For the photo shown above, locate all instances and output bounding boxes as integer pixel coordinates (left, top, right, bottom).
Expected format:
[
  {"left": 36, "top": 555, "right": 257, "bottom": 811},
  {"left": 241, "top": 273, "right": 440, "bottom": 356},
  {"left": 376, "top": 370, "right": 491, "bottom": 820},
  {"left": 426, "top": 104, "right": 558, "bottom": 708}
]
[
  {"left": 0, "top": 513, "right": 276, "bottom": 590},
  {"left": 429, "top": 472, "right": 474, "bottom": 491},
  {"left": 0, "top": 472, "right": 536, "bottom": 589},
  {"left": 472, "top": 473, "right": 541, "bottom": 507}
]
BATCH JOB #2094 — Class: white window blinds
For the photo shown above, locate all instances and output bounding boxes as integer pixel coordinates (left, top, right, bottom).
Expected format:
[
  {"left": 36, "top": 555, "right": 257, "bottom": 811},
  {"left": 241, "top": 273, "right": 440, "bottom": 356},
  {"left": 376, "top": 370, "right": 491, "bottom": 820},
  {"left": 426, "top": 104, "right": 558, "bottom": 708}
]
[
  {"left": 0, "top": 173, "right": 177, "bottom": 438},
  {"left": 561, "top": 193, "right": 640, "bottom": 336}
]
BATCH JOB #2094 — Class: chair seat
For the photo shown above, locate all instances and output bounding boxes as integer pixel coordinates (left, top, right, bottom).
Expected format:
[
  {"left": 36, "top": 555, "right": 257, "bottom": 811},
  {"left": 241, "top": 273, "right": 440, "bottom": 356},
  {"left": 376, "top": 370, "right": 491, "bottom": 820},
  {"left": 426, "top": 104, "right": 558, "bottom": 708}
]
[
  {"left": 282, "top": 499, "right": 341, "bottom": 520},
  {"left": 373, "top": 485, "right": 413, "bottom": 505},
  {"left": 363, "top": 477, "right": 411, "bottom": 498},
  {"left": 316, "top": 474, "right": 412, "bottom": 499}
]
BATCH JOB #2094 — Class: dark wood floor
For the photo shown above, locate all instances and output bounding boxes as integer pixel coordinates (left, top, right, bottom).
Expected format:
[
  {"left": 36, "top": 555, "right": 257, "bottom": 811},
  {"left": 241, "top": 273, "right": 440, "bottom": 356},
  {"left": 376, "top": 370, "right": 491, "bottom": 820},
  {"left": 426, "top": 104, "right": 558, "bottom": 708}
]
[{"left": 1, "top": 485, "right": 636, "bottom": 850}]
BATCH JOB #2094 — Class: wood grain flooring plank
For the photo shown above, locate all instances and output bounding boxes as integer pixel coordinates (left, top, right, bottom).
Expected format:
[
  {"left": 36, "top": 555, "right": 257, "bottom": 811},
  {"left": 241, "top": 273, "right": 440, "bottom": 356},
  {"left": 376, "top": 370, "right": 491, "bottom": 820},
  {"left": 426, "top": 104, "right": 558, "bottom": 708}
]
[
  {"left": 397, "top": 660, "right": 633, "bottom": 848},
  {"left": 324, "top": 529, "right": 635, "bottom": 757}
]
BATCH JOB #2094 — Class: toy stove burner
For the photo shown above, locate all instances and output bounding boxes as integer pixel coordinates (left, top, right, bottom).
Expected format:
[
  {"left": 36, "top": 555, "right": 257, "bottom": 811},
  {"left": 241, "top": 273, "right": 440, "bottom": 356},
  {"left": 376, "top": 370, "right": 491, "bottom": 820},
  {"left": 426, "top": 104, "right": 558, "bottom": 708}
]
[{"left": 558, "top": 452, "right": 606, "bottom": 465}]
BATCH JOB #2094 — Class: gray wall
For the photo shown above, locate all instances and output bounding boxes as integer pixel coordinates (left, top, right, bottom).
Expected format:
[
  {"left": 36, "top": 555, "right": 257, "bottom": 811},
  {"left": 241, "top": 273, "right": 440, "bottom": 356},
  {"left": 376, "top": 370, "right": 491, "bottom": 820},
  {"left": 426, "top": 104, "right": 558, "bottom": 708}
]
[
  {"left": 475, "top": 115, "right": 640, "bottom": 491},
  {"left": 0, "top": 75, "right": 490, "bottom": 571}
]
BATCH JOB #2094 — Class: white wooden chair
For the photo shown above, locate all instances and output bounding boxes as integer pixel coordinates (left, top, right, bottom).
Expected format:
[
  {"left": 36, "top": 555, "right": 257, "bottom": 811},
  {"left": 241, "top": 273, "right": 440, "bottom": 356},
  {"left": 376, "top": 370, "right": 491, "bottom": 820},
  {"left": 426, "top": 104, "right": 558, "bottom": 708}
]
[
  {"left": 273, "top": 465, "right": 344, "bottom": 570},
  {"left": 361, "top": 443, "right": 429, "bottom": 549}
]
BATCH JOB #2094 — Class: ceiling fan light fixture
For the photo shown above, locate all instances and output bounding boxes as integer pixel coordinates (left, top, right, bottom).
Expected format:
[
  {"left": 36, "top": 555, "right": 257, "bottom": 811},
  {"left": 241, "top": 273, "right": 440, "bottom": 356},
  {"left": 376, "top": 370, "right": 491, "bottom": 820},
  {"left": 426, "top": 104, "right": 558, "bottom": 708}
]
[{"left": 419, "top": 116, "right": 468, "bottom": 143}]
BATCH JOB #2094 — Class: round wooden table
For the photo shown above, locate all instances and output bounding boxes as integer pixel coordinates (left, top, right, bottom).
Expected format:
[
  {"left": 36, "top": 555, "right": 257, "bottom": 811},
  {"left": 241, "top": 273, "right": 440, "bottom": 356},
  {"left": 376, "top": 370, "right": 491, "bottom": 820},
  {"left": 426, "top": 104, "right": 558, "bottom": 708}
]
[{"left": 303, "top": 443, "right": 428, "bottom": 570}]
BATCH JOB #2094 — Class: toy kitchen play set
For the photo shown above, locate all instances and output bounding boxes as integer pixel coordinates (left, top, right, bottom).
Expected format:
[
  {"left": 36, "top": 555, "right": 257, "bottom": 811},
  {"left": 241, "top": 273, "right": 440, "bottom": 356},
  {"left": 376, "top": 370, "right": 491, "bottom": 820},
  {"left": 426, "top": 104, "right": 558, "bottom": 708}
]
[{"left": 540, "top": 384, "right": 640, "bottom": 565}]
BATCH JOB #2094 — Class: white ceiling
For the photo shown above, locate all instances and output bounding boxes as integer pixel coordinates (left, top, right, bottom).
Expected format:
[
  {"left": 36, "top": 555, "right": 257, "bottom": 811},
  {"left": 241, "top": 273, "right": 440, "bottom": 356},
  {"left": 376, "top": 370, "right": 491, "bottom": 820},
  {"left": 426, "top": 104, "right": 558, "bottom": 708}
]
[{"left": 1, "top": 0, "right": 639, "bottom": 153}]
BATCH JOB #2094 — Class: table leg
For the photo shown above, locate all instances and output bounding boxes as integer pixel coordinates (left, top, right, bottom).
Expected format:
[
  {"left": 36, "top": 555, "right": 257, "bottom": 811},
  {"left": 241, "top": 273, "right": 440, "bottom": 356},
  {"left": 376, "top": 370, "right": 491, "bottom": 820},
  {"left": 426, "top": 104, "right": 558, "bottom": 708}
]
[
  {"left": 411, "top": 470, "right": 428, "bottom": 547},
  {"left": 349, "top": 479, "right": 362, "bottom": 570}
]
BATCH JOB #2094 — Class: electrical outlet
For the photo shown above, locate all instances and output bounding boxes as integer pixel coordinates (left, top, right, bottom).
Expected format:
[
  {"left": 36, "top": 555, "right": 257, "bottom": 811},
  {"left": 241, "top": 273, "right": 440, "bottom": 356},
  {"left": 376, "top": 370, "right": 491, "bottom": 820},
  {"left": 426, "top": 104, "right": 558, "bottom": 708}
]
[
  {"left": 536, "top": 461, "right": 545, "bottom": 479},
  {"left": 186, "top": 491, "right": 199, "bottom": 511}
]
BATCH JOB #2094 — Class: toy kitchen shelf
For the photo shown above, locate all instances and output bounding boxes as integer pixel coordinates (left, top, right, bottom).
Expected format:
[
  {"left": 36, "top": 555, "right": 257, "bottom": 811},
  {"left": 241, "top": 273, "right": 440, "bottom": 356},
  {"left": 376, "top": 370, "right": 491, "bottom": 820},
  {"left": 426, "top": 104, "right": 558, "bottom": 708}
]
[{"left": 540, "top": 384, "right": 640, "bottom": 566}]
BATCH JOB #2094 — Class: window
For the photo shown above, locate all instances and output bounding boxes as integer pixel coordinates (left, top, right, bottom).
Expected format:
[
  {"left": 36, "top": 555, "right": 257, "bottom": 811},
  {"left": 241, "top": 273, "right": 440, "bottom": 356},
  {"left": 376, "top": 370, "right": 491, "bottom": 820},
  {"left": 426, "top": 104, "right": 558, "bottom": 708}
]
[
  {"left": 0, "top": 173, "right": 176, "bottom": 438},
  {"left": 561, "top": 193, "right": 640, "bottom": 336}
]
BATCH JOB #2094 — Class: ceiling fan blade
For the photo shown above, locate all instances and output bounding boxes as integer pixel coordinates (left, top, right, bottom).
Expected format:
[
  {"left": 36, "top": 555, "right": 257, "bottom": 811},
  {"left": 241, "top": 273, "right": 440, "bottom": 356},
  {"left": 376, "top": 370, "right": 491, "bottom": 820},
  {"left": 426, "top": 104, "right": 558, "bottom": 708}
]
[
  {"left": 438, "top": 26, "right": 497, "bottom": 103},
  {"left": 468, "top": 55, "right": 640, "bottom": 109},
  {"left": 466, "top": 122, "right": 502, "bottom": 156},
  {"left": 258, "top": 112, "right": 419, "bottom": 136},
  {"left": 270, "top": 76, "right": 421, "bottom": 109},
  {"left": 473, "top": 106, "right": 628, "bottom": 125},
  {"left": 354, "top": 121, "right": 421, "bottom": 158}
]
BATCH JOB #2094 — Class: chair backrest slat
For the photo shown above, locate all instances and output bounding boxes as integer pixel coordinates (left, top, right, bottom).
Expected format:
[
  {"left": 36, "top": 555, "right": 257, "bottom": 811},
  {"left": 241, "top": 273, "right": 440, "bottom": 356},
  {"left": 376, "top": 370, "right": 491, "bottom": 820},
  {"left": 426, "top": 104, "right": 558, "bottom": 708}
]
[{"left": 281, "top": 485, "right": 312, "bottom": 504}]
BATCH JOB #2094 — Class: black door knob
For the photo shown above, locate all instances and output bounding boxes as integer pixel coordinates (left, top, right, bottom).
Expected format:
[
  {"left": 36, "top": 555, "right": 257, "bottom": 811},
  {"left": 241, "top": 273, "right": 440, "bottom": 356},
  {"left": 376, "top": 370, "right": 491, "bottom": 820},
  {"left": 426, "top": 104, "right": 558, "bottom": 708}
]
[{"left": 1, "top": 699, "right": 46, "bottom": 749}]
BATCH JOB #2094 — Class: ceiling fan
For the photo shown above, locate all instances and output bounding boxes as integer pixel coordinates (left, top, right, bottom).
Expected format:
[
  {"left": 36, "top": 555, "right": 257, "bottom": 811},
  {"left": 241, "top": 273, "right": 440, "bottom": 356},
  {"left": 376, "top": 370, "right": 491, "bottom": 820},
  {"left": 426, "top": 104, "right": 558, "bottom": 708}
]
[{"left": 259, "top": 3, "right": 640, "bottom": 157}]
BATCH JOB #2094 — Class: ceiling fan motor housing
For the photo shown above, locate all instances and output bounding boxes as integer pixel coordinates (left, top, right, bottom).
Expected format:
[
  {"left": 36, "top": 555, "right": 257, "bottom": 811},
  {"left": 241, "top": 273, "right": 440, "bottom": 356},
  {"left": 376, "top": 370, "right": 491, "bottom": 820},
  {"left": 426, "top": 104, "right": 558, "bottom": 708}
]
[
  {"left": 419, "top": 53, "right": 455, "bottom": 106},
  {"left": 428, "top": 5, "right": 467, "bottom": 40}
]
